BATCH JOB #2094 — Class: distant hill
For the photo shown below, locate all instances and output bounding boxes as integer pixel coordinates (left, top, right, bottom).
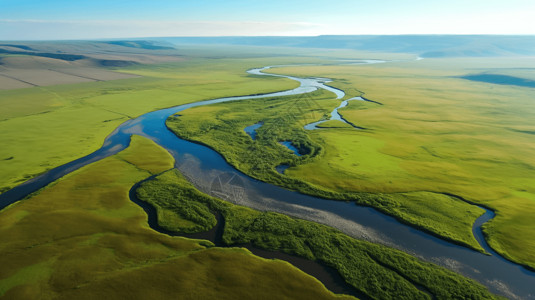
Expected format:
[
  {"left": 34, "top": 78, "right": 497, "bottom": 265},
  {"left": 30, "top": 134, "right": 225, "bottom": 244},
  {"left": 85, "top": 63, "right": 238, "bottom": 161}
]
[
  {"left": 158, "top": 35, "right": 535, "bottom": 57},
  {"left": 0, "top": 40, "right": 182, "bottom": 89},
  {"left": 102, "top": 40, "right": 176, "bottom": 50}
]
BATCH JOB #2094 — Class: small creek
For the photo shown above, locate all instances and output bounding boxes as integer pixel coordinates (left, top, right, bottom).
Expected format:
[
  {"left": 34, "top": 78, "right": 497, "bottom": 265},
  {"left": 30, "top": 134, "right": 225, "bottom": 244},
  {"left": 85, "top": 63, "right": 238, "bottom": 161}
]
[
  {"left": 304, "top": 97, "right": 367, "bottom": 130},
  {"left": 0, "top": 62, "right": 534, "bottom": 299}
]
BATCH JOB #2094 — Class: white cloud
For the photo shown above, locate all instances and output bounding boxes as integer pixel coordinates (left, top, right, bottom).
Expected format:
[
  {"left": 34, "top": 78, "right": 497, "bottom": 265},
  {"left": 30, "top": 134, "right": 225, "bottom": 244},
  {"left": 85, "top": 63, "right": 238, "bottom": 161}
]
[
  {"left": 322, "top": 8, "right": 535, "bottom": 35},
  {"left": 0, "top": 19, "right": 323, "bottom": 40}
]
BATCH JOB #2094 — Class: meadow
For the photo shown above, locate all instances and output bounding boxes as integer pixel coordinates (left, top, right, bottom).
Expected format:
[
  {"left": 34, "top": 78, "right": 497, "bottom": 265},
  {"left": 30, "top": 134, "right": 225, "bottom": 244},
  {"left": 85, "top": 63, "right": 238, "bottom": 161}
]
[
  {"left": 0, "top": 135, "right": 350, "bottom": 300},
  {"left": 167, "top": 56, "right": 535, "bottom": 269},
  {"left": 0, "top": 42, "right": 410, "bottom": 196},
  {"left": 0, "top": 40, "right": 531, "bottom": 298},
  {"left": 266, "top": 57, "right": 535, "bottom": 269},
  {"left": 0, "top": 50, "right": 311, "bottom": 195}
]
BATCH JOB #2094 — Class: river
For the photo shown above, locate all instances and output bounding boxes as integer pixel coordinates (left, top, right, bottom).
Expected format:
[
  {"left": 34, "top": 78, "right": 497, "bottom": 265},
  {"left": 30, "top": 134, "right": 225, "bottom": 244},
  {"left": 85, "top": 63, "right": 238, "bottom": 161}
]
[{"left": 0, "top": 61, "right": 534, "bottom": 299}]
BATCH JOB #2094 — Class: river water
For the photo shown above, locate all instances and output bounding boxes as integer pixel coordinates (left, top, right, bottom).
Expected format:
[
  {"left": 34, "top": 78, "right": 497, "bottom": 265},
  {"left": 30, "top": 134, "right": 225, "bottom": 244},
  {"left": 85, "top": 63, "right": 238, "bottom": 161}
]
[
  {"left": 304, "top": 96, "right": 366, "bottom": 130},
  {"left": 0, "top": 62, "right": 534, "bottom": 299}
]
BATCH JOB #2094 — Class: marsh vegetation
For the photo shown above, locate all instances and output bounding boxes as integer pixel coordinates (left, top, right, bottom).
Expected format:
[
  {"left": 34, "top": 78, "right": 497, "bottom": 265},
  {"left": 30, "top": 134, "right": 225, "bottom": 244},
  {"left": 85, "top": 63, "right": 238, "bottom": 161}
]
[{"left": 137, "top": 168, "right": 499, "bottom": 299}]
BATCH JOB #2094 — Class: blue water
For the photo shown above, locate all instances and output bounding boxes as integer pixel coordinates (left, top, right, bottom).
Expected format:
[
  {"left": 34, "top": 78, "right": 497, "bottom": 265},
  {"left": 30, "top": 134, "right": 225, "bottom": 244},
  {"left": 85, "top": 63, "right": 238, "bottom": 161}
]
[
  {"left": 462, "top": 74, "right": 535, "bottom": 88},
  {"left": 275, "top": 164, "right": 290, "bottom": 174},
  {"left": 279, "top": 141, "right": 302, "bottom": 156},
  {"left": 244, "top": 122, "right": 263, "bottom": 140}
]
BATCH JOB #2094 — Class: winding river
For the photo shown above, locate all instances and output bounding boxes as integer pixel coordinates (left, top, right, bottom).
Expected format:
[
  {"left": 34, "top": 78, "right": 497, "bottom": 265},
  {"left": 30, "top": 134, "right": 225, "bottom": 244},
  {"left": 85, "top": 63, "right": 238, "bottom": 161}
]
[
  {"left": 0, "top": 62, "right": 534, "bottom": 299},
  {"left": 304, "top": 96, "right": 366, "bottom": 130}
]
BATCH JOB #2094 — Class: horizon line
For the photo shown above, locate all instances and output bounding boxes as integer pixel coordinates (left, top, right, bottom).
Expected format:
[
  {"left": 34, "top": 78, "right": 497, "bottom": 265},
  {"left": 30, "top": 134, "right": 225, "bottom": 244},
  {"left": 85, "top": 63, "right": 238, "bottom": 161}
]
[{"left": 3, "top": 33, "right": 535, "bottom": 42}]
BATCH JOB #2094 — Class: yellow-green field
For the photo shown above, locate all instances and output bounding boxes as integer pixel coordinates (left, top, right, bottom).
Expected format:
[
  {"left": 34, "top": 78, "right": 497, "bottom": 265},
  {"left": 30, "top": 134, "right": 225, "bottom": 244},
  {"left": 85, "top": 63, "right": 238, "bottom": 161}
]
[
  {"left": 163, "top": 56, "right": 535, "bottom": 268},
  {"left": 0, "top": 56, "right": 305, "bottom": 194},
  {"left": 0, "top": 135, "right": 351, "bottom": 300},
  {"left": 271, "top": 57, "right": 535, "bottom": 269},
  {"left": 1, "top": 41, "right": 532, "bottom": 297}
]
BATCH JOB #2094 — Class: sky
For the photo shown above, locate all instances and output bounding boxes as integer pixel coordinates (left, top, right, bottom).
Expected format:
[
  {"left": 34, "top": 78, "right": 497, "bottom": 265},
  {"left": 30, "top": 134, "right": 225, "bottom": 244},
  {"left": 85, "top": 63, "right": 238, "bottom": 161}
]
[{"left": 1, "top": 0, "right": 535, "bottom": 40}]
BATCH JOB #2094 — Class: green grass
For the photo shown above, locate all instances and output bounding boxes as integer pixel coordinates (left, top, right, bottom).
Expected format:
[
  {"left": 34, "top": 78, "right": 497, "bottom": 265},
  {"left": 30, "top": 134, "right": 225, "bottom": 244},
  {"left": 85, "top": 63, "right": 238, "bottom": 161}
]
[
  {"left": 0, "top": 135, "right": 350, "bottom": 300},
  {"left": 166, "top": 88, "right": 486, "bottom": 252},
  {"left": 2, "top": 44, "right": 532, "bottom": 295},
  {"left": 136, "top": 168, "right": 500, "bottom": 300},
  {"left": 0, "top": 55, "right": 303, "bottom": 195}
]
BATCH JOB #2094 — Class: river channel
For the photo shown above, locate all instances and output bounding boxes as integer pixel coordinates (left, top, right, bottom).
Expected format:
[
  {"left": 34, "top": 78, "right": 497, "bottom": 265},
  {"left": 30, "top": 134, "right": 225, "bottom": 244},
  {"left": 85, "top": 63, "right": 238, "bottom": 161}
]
[{"left": 0, "top": 61, "right": 534, "bottom": 299}]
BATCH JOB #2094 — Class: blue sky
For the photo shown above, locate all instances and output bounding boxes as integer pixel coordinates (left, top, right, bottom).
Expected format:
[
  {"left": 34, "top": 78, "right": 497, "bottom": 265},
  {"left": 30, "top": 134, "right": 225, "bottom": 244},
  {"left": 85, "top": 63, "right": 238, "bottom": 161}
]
[{"left": 1, "top": 0, "right": 534, "bottom": 40}]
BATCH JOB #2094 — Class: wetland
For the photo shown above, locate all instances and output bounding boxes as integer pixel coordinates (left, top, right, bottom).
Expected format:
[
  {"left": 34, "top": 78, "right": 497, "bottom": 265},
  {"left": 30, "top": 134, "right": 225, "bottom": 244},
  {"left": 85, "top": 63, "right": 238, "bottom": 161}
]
[{"left": 1, "top": 40, "right": 535, "bottom": 299}]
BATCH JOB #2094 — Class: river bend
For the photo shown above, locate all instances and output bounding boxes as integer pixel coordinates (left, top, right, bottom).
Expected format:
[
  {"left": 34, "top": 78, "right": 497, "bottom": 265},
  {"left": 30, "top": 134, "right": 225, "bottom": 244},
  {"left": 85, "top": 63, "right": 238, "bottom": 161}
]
[{"left": 0, "top": 62, "right": 534, "bottom": 299}]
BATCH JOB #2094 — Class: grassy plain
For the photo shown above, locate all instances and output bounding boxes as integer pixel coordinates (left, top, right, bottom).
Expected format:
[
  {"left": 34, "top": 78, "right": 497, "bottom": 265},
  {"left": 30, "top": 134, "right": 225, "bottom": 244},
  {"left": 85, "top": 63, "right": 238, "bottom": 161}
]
[
  {"left": 0, "top": 51, "right": 311, "bottom": 195},
  {"left": 267, "top": 57, "right": 535, "bottom": 269},
  {"left": 136, "top": 168, "right": 499, "bottom": 299},
  {"left": 0, "top": 135, "right": 349, "bottom": 300},
  {"left": 1, "top": 40, "right": 530, "bottom": 296},
  {"left": 0, "top": 43, "right": 410, "bottom": 195},
  {"left": 167, "top": 87, "right": 486, "bottom": 252}
]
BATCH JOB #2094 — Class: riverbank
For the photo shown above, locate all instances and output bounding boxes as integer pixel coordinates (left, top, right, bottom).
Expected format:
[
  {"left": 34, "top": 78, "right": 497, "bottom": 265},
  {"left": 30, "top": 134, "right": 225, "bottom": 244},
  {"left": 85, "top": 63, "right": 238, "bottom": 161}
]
[{"left": 135, "top": 168, "right": 499, "bottom": 299}]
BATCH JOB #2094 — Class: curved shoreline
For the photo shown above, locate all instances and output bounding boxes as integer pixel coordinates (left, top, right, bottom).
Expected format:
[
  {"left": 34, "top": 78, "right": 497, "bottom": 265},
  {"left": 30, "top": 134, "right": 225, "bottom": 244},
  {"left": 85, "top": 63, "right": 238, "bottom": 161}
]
[
  {"left": 128, "top": 169, "right": 365, "bottom": 298},
  {"left": 445, "top": 192, "right": 535, "bottom": 273},
  {"left": 0, "top": 62, "right": 534, "bottom": 298}
]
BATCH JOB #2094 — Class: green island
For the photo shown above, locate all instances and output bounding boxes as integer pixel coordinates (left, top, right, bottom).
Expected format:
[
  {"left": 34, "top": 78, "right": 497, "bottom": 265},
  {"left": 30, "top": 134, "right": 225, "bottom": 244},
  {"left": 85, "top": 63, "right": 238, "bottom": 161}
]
[{"left": 166, "top": 88, "right": 486, "bottom": 253}]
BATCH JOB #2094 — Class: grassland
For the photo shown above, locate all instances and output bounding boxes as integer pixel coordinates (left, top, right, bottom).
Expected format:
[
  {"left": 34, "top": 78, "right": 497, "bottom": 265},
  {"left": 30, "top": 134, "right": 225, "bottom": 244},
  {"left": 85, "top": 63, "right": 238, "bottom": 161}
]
[
  {"left": 264, "top": 57, "right": 535, "bottom": 269},
  {"left": 0, "top": 51, "right": 312, "bottom": 195},
  {"left": 0, "top": 135, "right": 351, "bottom": 300},
  {"left": 0, "top": 42, "right": 409, "bottom": 196},
  {"left": 1, "top": 40, "right": 531, "bottom": 296},
  {"left": 136, "top": 167, "right": 499, "bottom": 299},
  {"left": 166, "top": 88, "right": 486, "bottom": 252}
]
